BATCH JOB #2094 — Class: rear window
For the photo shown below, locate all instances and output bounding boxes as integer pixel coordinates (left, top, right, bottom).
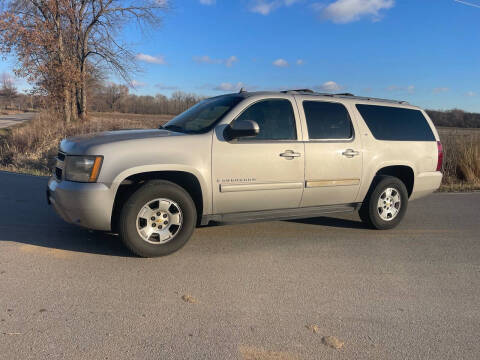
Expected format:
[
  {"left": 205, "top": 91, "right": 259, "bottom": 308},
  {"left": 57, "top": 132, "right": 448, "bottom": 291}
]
[
  {"left": 356, "top": 104, "right": 435, "bottom": 141},
  {"left": 303, "top": 101, "right": 353, "bottom": 140}
]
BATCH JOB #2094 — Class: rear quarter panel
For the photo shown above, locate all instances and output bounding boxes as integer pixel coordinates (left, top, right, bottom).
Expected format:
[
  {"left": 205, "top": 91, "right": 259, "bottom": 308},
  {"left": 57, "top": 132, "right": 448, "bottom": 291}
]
[{"left": 350, "top": 101, "right": 441, "bottom": 203}]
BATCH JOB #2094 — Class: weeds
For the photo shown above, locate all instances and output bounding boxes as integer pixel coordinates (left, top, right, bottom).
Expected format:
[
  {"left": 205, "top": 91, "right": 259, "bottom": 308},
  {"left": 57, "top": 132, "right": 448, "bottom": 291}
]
[
  {"left": 0, "top": 111, "right": 171, "bottom": 175},
  {"left": 440, "top": 132, "right": 480, "bottom": 190}
]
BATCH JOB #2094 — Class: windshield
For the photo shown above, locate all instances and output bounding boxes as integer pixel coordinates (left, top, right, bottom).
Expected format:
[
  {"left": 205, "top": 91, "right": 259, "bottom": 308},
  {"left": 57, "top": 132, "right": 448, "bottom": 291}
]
[{"left": 163, "top": 95, "right": 243, "bottom": 134}]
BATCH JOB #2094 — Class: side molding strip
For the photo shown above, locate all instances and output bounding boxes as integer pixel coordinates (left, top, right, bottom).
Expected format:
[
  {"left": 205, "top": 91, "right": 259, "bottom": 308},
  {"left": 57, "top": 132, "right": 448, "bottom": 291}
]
[
  {"left": 306, "top": 179, "right": 360, "bottom": 188},
  {"left": 220, "top": 182, "right": 303, "bottom": 193}
]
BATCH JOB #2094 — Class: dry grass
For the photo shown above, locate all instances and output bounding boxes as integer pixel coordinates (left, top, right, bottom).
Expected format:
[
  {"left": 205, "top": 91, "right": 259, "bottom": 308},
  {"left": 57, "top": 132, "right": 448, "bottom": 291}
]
[
  {"left": 439, "top": 130, "right": 480, "bottom": 191},
  {"left": 0, "top": 109, "right": 30, "bottom": 115},
  {"left": 0, "top": 111, "right": 172, "bottom": 176}
]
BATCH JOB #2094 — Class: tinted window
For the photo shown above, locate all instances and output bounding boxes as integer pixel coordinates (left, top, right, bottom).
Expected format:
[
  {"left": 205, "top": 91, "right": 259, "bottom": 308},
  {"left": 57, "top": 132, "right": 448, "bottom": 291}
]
[
  {"left": 303, "top": 101, "right": 353, "bottom": 140},
  {"left": 235, "top": 99, "right": 297, "bottom": 140},
  {"left": 356, "top": 104, "right": 435, "bottom": 141},
  {"left": 164, "top": 95, "right": 243, "bottom": 134}
]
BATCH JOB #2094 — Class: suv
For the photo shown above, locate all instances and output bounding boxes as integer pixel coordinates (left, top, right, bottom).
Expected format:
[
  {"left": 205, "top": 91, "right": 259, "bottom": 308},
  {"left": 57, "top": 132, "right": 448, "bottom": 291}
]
[{"left": 47, "top": 90, "right": 443, "bottom": 257}]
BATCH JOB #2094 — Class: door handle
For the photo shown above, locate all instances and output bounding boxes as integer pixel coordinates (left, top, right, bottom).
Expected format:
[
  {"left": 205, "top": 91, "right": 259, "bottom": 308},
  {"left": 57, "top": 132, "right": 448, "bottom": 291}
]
[
  {"left": 342, "top": 149, "right": 360, "bottom": 158},
  {"left": 280, "top": 150, "right": 301, "bottom": 159}
]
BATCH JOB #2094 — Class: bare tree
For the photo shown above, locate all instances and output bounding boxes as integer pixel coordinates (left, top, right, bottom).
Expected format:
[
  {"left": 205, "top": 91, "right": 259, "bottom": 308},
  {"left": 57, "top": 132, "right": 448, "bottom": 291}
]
[
  {"left": 0, "top": 72, "right": 18, "bottom": 109},
  {"left": 0, "top": 0, "right": 168, "bottom": 122},
  {"left": 104, "top": 83, "right": 129, "bottom": 111},
  {"left": 67, "top": 0, "right": 168, "bottom": 120}
]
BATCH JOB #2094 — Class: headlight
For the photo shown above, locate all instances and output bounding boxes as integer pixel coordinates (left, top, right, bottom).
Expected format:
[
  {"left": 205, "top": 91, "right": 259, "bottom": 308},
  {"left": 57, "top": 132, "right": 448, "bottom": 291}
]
[{"left": 65, "top": 156, "right": 103, "bottom": 183}]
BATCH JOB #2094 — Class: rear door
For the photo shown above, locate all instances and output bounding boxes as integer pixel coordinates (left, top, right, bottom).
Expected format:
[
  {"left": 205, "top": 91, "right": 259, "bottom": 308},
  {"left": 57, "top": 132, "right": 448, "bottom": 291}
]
[{"left": 298, "top": 98, "right": 363, "bottom": 206}]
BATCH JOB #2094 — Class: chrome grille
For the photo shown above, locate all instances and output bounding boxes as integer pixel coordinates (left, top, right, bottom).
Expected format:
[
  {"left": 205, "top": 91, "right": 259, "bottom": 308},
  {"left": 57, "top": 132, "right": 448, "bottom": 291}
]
[{"left": 55, "top": 152, "right": 66, "bottom": 180}]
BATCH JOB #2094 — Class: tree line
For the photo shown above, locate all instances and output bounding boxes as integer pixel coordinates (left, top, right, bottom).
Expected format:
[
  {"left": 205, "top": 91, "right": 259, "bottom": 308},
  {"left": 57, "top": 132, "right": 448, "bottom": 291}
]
[
  {"left": 0, "top": 0, "right": 167, "bottom": 123},
  {"left": 426, "top": 109, "right": 480, "bottom": 129},
  {"left": 89, "top": 83, "right": 205, "bottom": 115}
]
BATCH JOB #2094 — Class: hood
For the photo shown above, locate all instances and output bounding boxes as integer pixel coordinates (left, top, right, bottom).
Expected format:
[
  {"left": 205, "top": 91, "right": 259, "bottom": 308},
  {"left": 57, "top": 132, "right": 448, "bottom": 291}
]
[{"left": 60, "top": 129, "right": 179, "bottom": 154}]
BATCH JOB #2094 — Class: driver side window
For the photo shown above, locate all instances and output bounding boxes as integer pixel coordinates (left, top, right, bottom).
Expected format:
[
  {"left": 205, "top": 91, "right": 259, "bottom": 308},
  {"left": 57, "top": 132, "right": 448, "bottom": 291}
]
[{"left": 234, "top": 99, "right": 297, "bottom": 140}]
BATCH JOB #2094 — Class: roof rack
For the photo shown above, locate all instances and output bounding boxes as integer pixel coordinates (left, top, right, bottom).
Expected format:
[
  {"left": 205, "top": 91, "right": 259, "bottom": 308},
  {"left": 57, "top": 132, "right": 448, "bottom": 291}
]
[{"left": 281, "top": 89, "right": 408, "bottom": 105}]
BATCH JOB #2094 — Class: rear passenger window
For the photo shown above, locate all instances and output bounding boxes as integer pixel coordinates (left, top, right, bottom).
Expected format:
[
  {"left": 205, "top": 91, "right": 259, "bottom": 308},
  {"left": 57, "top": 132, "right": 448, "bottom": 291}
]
[
  {"left": 235, "top": 99, "right": 297, "bottom": 140},
  {"left": 303, "top": 101, "right": 353, "bottom": 140},
  {"left": 356, "top": 104, "right": 435, "bottom": 141}
]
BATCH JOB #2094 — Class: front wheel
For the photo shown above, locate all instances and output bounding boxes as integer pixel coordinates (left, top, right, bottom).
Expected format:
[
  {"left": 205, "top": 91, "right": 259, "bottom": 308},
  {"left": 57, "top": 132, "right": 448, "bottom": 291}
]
[
  {"left": 119, "top": 180, "right": 197, "bottom": 257},
  {"left": 359, "top": 175, "right": 408, "bottom": 230}
]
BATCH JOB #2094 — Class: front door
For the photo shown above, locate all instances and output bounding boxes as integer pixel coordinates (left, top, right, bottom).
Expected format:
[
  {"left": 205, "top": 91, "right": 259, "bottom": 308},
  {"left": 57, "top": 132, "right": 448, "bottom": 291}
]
[
  {"left": 299, "top": 99, "right": 363, "bottom": 207},
  {"left": 212, "top": 97, "right": 305, "bottom": 214}
]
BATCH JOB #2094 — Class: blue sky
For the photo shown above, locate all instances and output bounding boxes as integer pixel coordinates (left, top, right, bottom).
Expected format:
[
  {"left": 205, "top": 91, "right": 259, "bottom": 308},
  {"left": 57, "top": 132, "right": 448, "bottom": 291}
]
[{"left": 1, "top": 0, "right": 480, "bottom": 111}]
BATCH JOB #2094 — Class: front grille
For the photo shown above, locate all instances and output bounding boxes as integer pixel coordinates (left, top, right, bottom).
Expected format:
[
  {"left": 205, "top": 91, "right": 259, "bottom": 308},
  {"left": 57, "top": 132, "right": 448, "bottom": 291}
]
[
  {"left": 55, "top": 167, "right": 63, "bottom": 180},
  {"left": 55, "top": 151, "right": 66, "bottom": 180}
]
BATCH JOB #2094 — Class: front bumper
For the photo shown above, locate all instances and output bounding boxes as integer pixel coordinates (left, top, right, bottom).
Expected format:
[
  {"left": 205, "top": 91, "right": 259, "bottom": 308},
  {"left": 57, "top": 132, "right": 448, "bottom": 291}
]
[{"left": 47, "top": 177, "right": 114, "bottom": 231}]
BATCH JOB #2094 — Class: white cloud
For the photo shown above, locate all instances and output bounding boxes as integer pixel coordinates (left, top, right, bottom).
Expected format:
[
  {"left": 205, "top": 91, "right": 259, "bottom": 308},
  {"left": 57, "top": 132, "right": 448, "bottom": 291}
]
[
  {"left": 433, "top": 87, "right": 449, "bottom": 94},
  {"left": 296, "top": 59, "right": 304, "bottom": 65},
  {"left": 318, "top": 0, "right": 395, "bottom": 23},
  {"left": 316, "top": 81, "right": 342, "bottom": 92},
  {"left": 214, "top": 82, "right": 247, "bottom": 91},
  {"left": 454, "top": 0, "right": 480, "bottom": 9},
  {"left": 273, "top": 58, "right": 289, "bottom": 67},
  {"left": 250, "top": 0, "right": 301, "bottom": 15},
  {"left": 387, "top": 84, "right": 415, "bottom": 94},
  {"left": 200, "top": 0, "right": 216, "bottom": 4},
  {"left": 155, "top": 83, "right": 178, "bottom": 90},
  {"left": 129, "top": 80, "right": 147, "bottom": 88},
  {"left": 193, "top": 55, "right": 221, "bottom": 64},
  {"left": 193, "top": 55, "right": 238, "bottom": 67},
  {"left": 135, "top": 53, "right": 166, "bottom": 65},
  {"left": 466, "top": 91, "right": 476, "bottom": 97},
  {"left": 225, "top": 56, "right": 238, "bottom": 67}
]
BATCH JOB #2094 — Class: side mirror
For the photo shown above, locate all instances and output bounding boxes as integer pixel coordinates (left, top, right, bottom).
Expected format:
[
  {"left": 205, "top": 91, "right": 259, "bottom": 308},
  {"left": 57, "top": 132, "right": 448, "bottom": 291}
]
[{"left": 224, "top": 120, "right": 260, "bottom": 141}]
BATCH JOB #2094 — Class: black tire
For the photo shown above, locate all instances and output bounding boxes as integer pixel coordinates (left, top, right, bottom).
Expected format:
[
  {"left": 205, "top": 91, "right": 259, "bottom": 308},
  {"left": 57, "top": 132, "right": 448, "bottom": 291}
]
[
  {"left": 359, "top": 175, "right": 408, "bottom": 230},
  {"left": 119, "top": 180, "right": 197, "bottom": 257}
]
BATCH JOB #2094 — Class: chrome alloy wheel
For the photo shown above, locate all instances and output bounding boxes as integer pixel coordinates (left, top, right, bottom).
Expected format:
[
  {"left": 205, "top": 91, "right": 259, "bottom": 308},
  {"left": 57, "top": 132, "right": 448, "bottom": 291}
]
[
  {"left": 377, "top": 187, "right": 401, "bottom": 221},
  {"left": 136, "top": 198, "right": 183, "bottom": 244}
]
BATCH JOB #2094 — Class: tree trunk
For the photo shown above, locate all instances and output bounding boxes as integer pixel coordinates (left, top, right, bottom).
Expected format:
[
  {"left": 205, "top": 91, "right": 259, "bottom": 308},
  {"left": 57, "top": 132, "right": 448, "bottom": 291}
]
[
  {"left": 79, "top": 76, "right": 87, "bottom": 121},
  {"left": 63, "top": 87, "right": 71, "bottom": 124},
  {"left": 70, "top": 87, "right": 78, "bottom": 122}
]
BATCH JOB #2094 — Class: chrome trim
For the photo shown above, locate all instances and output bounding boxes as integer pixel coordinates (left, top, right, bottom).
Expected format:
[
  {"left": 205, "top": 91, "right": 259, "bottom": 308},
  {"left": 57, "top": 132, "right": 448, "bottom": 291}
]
[
  {"left": 279, "top": 150, "right": 301, "bottom": 159},
  {"left": 342, "top": 149, "right": 360, "bottom": 158},
  {"left": 306, "top": 179, "right": 360, "bottom": 188},
  {"left": 220, "top": 182, "right": 304, "bottom": 193}
]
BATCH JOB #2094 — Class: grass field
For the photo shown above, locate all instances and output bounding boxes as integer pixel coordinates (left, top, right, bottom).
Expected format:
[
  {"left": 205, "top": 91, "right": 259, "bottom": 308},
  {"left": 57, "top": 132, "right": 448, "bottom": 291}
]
[
  {"left": 0, "top": 112, "right": 479, "bottom": 191},
  {"left": 0, "top": 112, "right": 173, "bottom": 176}
]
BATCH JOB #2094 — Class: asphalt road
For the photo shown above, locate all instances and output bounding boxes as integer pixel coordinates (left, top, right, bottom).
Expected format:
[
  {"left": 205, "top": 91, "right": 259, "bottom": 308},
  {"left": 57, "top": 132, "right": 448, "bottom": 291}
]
[
  {"left": 0, "top": 113, "right": 35, "bottom": 129},
  {"left": 1, "top": 171, "right": 479, "bottom": 360}
]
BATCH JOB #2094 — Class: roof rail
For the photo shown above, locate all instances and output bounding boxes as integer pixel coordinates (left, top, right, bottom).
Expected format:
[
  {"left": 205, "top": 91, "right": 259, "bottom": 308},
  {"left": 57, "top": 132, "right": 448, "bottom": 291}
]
[
  {"left": 281, "top": 89, "right": 408, "bottom": 105},
  {"left": 281, "top": 89, "right": 315, "bottom": 94}
]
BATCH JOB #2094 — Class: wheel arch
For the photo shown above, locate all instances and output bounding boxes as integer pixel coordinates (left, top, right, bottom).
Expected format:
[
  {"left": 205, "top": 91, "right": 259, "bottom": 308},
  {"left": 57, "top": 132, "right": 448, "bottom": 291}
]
[
  {"left": 111, "top": 170, "right": 206, "bottom": 232},
  {"left": 375, "top": 165, "right": 415, "bottom": 197},
  {"left": 359, "top": 164, "right": 414, "bottom": 203}
]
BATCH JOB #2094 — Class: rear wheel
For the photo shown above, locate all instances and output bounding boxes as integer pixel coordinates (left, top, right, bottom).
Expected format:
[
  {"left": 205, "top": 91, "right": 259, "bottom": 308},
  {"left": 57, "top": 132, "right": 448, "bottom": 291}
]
[
  {"left": 359, "top": 175, "right": 408, "bottom": 230},
  {"left": 119, "top": 180, "right": 197, "bottom": 257}
]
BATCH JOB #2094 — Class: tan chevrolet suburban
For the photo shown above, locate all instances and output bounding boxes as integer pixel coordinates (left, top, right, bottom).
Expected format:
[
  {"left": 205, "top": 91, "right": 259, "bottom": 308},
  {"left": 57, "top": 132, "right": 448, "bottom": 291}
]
[{"left": 47, "top": 90, "right": 443, "bottom": 257}]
